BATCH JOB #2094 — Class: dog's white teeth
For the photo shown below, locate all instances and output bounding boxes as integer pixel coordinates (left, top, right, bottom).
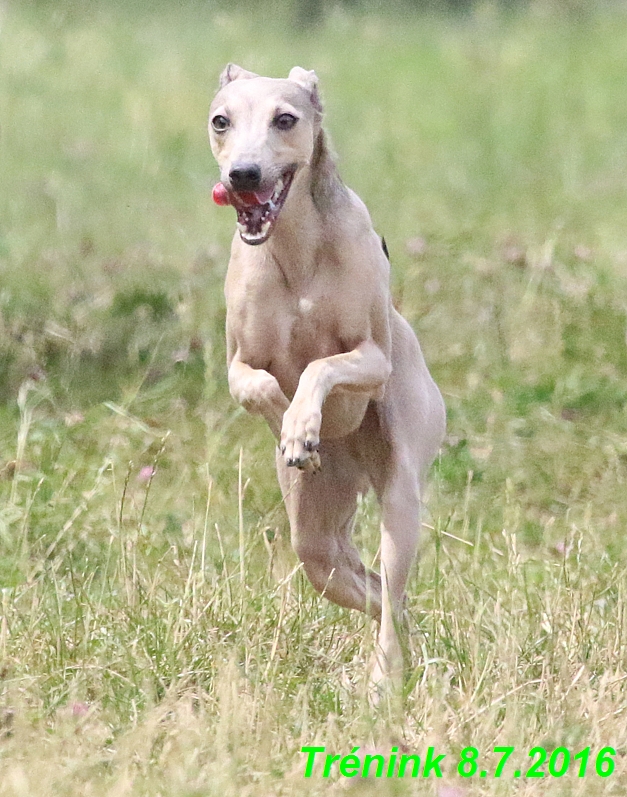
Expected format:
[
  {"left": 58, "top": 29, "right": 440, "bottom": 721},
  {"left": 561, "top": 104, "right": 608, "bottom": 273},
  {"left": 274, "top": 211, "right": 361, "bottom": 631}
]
[
  {"left": 239, "top": 219, "right": 271, "bottom": 243},
  {"left": 236, "top": 173, "right": 291, "bottom": 244},
  {"left": 270, "top": 178, "right": 284, "bottom": 206}
]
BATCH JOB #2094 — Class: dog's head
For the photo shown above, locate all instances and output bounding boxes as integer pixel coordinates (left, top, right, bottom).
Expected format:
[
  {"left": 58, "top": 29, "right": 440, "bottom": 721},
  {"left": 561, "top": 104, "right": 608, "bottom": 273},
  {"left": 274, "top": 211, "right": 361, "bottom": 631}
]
[{"left": 209, "top": 65, "right": 322, "bottom": 245}]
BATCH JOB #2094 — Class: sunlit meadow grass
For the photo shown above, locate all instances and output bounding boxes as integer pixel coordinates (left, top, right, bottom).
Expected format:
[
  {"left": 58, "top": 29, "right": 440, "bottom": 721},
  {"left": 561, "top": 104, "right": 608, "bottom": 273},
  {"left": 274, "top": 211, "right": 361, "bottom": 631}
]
[{"left": 2, "top": 1, "right": 627, "bottom": 794}]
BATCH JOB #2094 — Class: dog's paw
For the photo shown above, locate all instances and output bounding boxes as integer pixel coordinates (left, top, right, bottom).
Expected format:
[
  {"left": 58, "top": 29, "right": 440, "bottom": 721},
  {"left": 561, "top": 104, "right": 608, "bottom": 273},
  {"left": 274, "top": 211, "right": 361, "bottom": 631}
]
[
  {"left": 368, "top": 645, "right": 404, "bottom": 710},
  {"left": 280, "top": 403, "right": 322, "bottom": 472}
]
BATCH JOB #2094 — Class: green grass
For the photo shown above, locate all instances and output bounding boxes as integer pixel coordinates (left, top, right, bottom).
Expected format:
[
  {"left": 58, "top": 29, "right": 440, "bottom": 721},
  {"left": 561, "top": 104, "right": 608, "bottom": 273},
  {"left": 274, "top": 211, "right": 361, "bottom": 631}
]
[{"left": 2, "top": 1, "right": 627, "bottom": 794}]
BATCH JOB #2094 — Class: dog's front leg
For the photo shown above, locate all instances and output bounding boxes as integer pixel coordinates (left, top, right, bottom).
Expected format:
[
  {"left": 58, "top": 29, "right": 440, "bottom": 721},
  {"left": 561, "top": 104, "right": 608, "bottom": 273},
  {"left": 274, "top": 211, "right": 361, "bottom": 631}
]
[
  {"left": 280, "top": 339, "right": 391, "bottom": 469},
  {"left": 228, "top": 358, "right": 290, "bottom": 439}
]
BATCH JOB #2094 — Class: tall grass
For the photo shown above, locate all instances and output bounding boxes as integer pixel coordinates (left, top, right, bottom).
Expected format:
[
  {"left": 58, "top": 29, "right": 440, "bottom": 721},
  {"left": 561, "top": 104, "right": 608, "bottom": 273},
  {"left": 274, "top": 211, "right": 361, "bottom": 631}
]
[{"left": 2, "top": 1, "right": 627, "bottom": 794}]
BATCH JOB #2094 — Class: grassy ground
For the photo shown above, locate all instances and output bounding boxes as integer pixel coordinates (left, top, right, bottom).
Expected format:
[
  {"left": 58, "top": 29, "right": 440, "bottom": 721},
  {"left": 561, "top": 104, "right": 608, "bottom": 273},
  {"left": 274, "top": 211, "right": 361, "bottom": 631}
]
[{"left": 2, "top": 1, "right": 627, "bottom": 794}]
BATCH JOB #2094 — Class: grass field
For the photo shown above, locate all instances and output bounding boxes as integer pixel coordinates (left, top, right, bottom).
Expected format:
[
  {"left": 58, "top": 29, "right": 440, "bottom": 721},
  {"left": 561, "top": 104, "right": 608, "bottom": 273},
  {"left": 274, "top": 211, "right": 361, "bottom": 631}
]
[{"left": 2, "top": 1, "right": 627, "bottom": 794}]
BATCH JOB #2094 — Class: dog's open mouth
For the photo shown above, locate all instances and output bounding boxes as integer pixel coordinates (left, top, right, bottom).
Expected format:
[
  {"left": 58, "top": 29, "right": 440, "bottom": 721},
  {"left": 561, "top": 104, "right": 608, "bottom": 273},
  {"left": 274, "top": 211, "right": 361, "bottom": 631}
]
[{"left": 214, "top": 167, "right": 296, "bottom": 246}]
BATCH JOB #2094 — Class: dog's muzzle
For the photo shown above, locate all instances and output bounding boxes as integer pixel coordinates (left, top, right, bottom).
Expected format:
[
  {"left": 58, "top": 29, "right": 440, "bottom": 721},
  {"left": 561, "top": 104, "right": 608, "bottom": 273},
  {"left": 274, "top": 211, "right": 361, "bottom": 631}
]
[{"left": 213, "top": 165, "right": 297, "bottom": 245}]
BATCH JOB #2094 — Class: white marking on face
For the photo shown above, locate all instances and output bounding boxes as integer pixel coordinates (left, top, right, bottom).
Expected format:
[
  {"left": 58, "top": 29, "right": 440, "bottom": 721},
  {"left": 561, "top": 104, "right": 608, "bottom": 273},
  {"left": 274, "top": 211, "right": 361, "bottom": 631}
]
[{"left": 298, "top": 298, "right": 314, "bottom": 314}]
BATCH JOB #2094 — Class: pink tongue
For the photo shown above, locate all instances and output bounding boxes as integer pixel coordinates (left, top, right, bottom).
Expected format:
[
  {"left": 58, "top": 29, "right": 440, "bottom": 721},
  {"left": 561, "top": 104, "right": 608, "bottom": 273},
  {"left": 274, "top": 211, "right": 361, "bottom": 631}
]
[
  {"left": 235, "top": 186, "right": 274, "bottom": 206},
  {"left": 212, "top": 182, "right": 274, "bottom": 208},
  {"left": 253, "top": 186, "right": 275, "bottom": 204}
]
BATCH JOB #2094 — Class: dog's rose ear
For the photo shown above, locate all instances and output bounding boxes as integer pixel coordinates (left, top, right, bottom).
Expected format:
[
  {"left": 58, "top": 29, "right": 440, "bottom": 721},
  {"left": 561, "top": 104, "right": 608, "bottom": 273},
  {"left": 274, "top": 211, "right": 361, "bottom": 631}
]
[
  {"left": 288, "top": 67, "right": 322, "bottom": 112},
  {"left": 219, "top": 63, "right": 259, "bottom": 88},
  {"left": 288, "top": 67, "right": 318, "bottom": 92}
]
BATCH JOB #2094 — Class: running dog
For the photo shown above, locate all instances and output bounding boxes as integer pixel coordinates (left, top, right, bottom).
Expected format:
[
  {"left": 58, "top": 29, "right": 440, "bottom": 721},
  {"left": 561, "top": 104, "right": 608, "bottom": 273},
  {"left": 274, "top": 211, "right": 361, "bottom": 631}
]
[{"left": 208, "top": 64, "right": 445, "bottom": 692}]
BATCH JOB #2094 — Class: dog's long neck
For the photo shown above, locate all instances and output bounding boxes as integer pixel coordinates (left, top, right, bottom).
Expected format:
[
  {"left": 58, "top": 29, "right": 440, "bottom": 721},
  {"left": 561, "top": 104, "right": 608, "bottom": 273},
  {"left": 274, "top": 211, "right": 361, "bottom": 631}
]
[
  {"left": 310, "top": 129, "right": 348, "bottom": 213},
  {"left": 264, "top": 128, "right": 348, "bottom": 284}
]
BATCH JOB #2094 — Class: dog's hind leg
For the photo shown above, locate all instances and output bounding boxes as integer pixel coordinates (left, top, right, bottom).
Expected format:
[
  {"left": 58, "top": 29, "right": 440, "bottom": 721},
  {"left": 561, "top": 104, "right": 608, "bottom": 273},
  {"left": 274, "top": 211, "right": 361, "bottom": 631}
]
[
  {"left": 276, "top": 441, "right": 382, "bottom": 618},
  {"left": 371, "top": 456, "right": 422, "bottom": 691},
  {"left": 367, "top": 314, "right": 446, "bottom": 693}
]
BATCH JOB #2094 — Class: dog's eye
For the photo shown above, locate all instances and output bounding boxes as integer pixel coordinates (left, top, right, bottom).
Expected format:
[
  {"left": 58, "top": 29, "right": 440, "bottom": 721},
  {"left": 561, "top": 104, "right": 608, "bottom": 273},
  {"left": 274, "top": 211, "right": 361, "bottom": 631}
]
[
  {"left": 274, "top": 113, "right": 298, "bottom": 131},
  {"left": 211, "top": 115, "right": 230, "bottom": 133}
]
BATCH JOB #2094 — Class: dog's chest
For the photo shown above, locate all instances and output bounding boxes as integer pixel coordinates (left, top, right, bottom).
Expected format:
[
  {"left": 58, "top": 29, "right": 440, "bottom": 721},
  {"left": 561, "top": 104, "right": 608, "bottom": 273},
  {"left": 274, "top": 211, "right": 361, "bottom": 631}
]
[
  {"left": 270, "top": 290, "right": 345, "bottom": 383},
  {"left": 281, "top": 294, "right": 337, "bottom": 357},
  {"left": 287, "top": 289, "right": 340, "bottom": 348}
]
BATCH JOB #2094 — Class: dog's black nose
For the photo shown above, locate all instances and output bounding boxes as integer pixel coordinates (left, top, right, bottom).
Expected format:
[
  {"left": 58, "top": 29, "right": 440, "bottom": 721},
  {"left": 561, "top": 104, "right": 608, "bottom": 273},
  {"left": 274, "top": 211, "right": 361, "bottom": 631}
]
[{"left": 229, "top": 164, "right": 262, "bottom": 192}]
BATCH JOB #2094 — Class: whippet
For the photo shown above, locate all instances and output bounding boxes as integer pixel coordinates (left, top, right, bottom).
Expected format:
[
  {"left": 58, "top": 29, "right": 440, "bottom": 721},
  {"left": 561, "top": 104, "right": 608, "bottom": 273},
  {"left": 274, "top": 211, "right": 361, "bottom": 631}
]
[{"left": 208, "top": 64, "right": 446, "bottom": 691}]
